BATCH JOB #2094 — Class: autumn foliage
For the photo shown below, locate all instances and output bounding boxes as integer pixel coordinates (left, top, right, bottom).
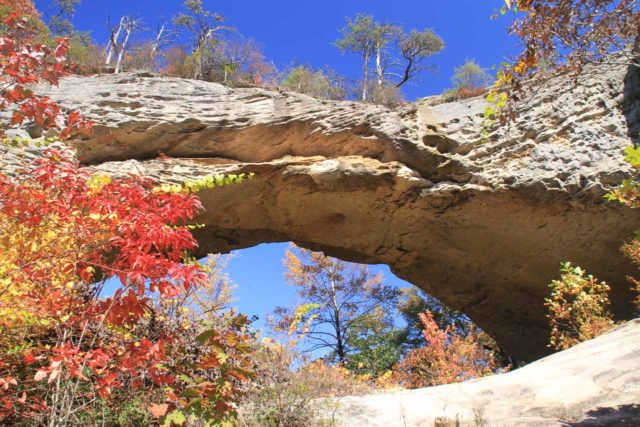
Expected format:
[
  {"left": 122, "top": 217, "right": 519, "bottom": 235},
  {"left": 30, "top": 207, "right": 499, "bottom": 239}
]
[
  {"left": 493, "top": 0, "right": 639, "bottom": 123},
  {"left": 0, "top": 12, "right": 91, "bottom": 138},
  {"left": 544, "top": 263, "right": 615, "bottom": 351},
  {"left": 392, "top": 311, "right": 499, "bottom": 389},
  {"left": 505, "top": 0, "right": 638, "bottom": 79},
  {"left": 0, "top": 0, "right": 39, "bottom": 20},
  {"left": 0, "top": 148, "right": 256, "bottom": 424},
  {"left": 622, "top": 240, "right": 640, "bottom": 315},
  {"left": 0, "top": 4, "right": 257, "bottom": 424}
]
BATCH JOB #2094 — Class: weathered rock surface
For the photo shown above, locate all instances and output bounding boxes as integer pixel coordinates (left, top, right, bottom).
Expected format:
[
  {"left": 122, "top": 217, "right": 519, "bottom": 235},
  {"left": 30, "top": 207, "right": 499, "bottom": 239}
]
[
  {"left": 327, "top": 319, "right": 640, "bottom": 426},
  {"left": 17, "top": 61, "right": 640, "bottom": 361}
]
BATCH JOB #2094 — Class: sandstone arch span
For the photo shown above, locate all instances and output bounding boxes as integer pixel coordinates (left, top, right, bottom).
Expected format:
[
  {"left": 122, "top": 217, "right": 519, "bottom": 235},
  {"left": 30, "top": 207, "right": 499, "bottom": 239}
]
[{"left": 28, "top": 61, "right": 640, "bottom": 361}]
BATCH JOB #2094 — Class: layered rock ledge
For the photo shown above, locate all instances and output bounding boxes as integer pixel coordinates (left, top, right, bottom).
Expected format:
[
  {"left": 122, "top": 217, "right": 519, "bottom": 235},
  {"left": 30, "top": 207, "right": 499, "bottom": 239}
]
[{"left": 20, "top": 60, "right": 640, "bottom": 361}]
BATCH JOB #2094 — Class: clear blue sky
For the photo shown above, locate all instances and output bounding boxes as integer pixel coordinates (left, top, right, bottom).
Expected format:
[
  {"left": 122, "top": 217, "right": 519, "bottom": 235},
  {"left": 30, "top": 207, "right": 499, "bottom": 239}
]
[
  {"left": 225, "top": 243, "right": 411, "bottom": 333},
  {"left": 35, "top": 0, "right": 519, "bottom": 334}
]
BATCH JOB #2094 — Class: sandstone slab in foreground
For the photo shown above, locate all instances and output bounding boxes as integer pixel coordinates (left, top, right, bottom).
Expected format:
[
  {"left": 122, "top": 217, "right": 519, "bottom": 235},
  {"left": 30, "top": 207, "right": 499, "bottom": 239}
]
[{"left": 327, "top": 319, "right": 640, "bottom": 426}]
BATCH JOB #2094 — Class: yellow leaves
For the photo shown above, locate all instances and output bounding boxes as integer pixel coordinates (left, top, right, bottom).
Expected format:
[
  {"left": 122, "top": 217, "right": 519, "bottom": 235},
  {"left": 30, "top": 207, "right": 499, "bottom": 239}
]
[
  {"left": 0, "top": 197, "right": 113, "bottom": 354},
  {"left": 153, "top": 173, "right": 254, "bottom": 194},
  {"left": 157, "top": 183, "right": 185, "bottom": 194},
  {"left": 86, "top": 174, "right": 111, "bottom": 191},
  {"left": 512, "top": 61, "right": 528, "bottom": 75},
  {"left": 287, "top": 303, "right": 321, "bottom": 337},
  {"left": 88, "top": 212, "right": 117, "bottom": 222}
]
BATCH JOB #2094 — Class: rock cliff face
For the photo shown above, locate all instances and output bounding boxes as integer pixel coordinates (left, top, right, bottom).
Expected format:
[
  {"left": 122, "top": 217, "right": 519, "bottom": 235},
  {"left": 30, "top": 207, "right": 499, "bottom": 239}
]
[{"left": 29, "top": 61, "right": 640, "bottom": 361}]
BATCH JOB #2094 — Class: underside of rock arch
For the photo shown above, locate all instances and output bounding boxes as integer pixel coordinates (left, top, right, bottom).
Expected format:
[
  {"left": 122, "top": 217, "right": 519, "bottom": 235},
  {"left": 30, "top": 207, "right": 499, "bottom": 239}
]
[{"left": 27, "top": 60, "right": 640, "bottom": 361}]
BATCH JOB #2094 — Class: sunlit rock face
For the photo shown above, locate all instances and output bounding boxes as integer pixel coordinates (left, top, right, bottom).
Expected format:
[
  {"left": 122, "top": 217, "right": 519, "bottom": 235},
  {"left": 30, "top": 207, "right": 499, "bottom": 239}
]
[
  {"left": 329, "top": 320, "right": 640, "bottom": 426},
  {"left": 26, "top": 60, "right": 640, "bottom": 361}
]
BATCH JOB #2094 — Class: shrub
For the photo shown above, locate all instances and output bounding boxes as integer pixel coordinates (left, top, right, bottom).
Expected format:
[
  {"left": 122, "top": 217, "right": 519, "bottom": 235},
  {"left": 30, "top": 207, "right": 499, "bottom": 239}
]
[
  {"left": 622, "top": 240, "right": 640, "bottom": 315},
  {"left": 281, "top": 65, "right": 347, "bottom": 100},
  {"left": 545, "top": 263, "right": 615, "bottom": 350},
  {"left": 368, "top": 82, "right": 404, "bottom": 108},
  {"left": 442, "top": 60, "right": 492, "bottom": 101},
  {"left": 122, "top": 41, "right": 158, "bottom": 73},
  {"left": 239, "top": 341, "right": 369, "bottom": 427},
  {"left": 67, "top": 31, "right": 105, "bottom": 75},
  {"left": 392, "top": 311, "right": 498, "bottom": 388},
  {"left": 160, "top": 45, "right": 193, "bottom": 78},
  {"left": 609, "top": 146, "right": 640, "bottom": 316}
]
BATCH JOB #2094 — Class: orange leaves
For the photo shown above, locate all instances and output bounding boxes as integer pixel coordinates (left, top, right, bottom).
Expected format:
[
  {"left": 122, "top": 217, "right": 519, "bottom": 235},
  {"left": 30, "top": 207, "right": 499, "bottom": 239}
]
[
  {"left": 148, "top": 403, "right": 169, "bottom": 418},
  {"left": 496, "top": 0, "right": 637, "bottom": 123},
  {"left": 393, "top": 311, "right": 498, "bottom": 388}
]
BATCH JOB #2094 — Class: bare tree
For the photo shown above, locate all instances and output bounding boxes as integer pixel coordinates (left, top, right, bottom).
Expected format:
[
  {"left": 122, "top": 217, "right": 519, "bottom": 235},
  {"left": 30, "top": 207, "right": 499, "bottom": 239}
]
[
  {"left": 105, "top": 16, "right": 125, "bottom": 66},
  {"left": 114, "top": 17, "right": 141, "bottom": 74},
  {"left": 149, "top": 22, "right": 179, "bottom": 64},
  {"left": 173, "top": 0, "right": 234, "bottom": 79}
]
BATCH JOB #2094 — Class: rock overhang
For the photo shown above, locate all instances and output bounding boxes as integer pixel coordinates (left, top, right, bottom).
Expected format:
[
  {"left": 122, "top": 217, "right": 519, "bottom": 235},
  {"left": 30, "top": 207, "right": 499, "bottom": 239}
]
[{"left": 4, "top": 59, "right": 638, "bottom": 361}]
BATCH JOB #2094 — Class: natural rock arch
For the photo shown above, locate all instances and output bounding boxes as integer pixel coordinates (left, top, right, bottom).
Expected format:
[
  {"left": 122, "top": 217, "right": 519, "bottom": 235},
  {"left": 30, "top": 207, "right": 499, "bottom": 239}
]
[{"left": 28, "top": 60, "right": 640, "bottom": 361}]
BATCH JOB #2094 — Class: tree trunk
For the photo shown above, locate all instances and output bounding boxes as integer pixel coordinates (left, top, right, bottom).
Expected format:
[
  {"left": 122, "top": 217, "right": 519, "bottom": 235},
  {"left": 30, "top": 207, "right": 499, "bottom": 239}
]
[
  {"left": 361, "top": 51, "right": 370, "bottom": 101},
  {"left": 105, "top": 17, "right": 124, "bottom": 66},
  {"left": 376, "top": 42, "right": 384, "bottom": 88},
  {"left": 330, "top": 276, "right": 346, "bottom": 364},
  {"left": 114, "top": 25, "right": 132, "bottom": 74},
  {"left": 193, "top": 32, "right": 209, "bottom": 80},
  {"left": 149, "top": 24, "right": 166, "bottom": 66},
  {"left": 395, "top": 57, "right": 413, "bottom": 88}
]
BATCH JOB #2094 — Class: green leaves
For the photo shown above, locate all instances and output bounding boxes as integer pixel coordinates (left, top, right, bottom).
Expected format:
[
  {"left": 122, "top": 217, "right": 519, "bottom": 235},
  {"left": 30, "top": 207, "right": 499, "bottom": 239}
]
[
  {"left": 483, "top": 107, "right": 496, "bottom": 120},
  {"left": 163, "top": 409, "right": 187, "bottom": 426},
  {"left": 0, "top": 135, "right": 57, "bottom": 148},
  {"left": 606, "top": 145, "right": 640, "bottom": 205},
  {"left": 624, "top": 145, "right": 640, "bottom": 168},
  {"left": 545, "top": 262, "right": 614, "bottom": 350}
]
